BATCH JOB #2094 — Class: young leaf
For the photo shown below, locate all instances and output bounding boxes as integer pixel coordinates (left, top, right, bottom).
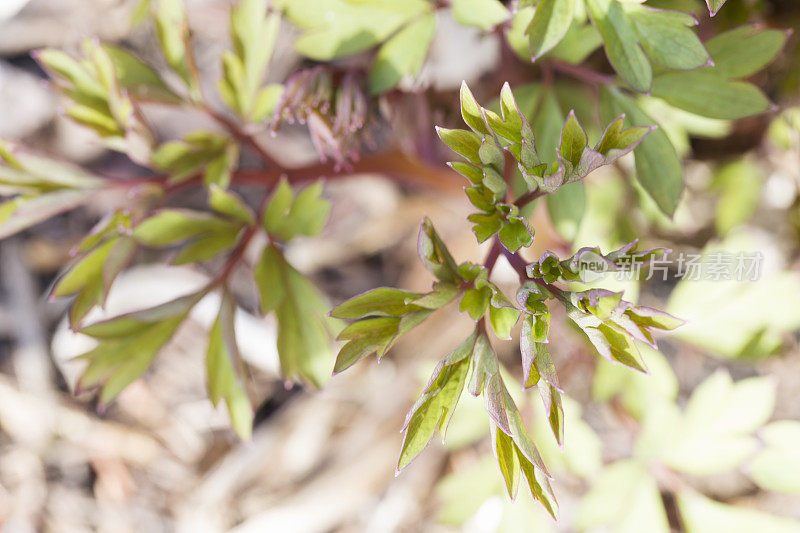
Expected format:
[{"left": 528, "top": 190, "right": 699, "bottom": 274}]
[
  {"left": 435, "top": 127, "right": 483, "bottom": 165},
  {"left": 397, "top": 334, "right": 474, "bottom": 471},
  {"left": 492, "top": 423, "right": 521, "bottom": 498},
  {"left": 418, "top": 218, "right": 460, "bottom": 282},
  {"left": 527, "top": 0, "right": 575, "bottom": 61},
  {"left": 207, "top": 289, "right": 253, "bottom": 440}
]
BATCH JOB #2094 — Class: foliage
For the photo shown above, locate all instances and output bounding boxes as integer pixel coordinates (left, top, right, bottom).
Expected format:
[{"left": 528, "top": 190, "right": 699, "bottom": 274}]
[{"left": 0, "top": 0, "right": 795, "bottom": 520}]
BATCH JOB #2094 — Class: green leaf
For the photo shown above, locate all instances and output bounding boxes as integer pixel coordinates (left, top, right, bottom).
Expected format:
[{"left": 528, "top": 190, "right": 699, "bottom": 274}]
[
  {"left": 585, "top": 0, "right": 652, "bottom": 92},
  {"left": 559, "top": 111, "right": 588, "bottom": 168},
  {"left": 546, "top": 182, "right": 584, "bottom": 240},
  {"left": 705, "top": 0, "right": 727, "bottom": 17},
  {"left": 329, "top": 287, "right": 424, "bottom": 319},
  {"left": 78, "top": 314, "right": 187, "bottom": 404},
  {"left": 151, "top": 132, "right": 234, "bottom": 184},
  {"left": 627, "top": 6, "right": 710, "bottom": 71},
  {"left": 132, "top": 209, "right": 236, "bottom": 247},
  {"left": 208, "top": 184, "right": 255, "bottom": 225},
  {"left": 749, "top": 421, "right": 800, "bottom": 496},
  {"left": 254, "top": 245, "right": 286, "bottom": 314},
  {"left": 154, "top": 0, "right": 198, "bottom": 96},
  {"left": 418, "top": 218, "right": 460, "bottom": 282},
  {"left": 101, "top": 44, "right": 181, "bottom": 103},
  {"left": 600, "top": 87, "right": 683, "bottom": 215},
  {"left": 0, "top": 190, "right": 95, "bottom": 239},
  {"left": 661, "top": 371, "right": 775, "bottom": 476},
  {"left": 460, "top": 286, "right": 491, "bottom": 321},
  {"left": 369, "top": 12, "right": 436, "bottom": 94},
  {"left": 459, "top": 82, "right": 490, "bottom": 134},
  {"left": 408, "top": 282, "right": 459, "bottom": 309},
  {"left": 652, "top": 70, "right": 771, "bottom": 120},
  {"left": 397, "top": 334, "right": 474, "bottom": 471},
  {"left": 274, "top": 249, "right": 339, "bottom": 389},
  {"left": 172, "top": 226, "right": 241, "bottom": 265},
  {"left": 706, "top": 25, "right": 788, "bottom": 79},
  {"left": 80, "top": 291, "right": 203, "bottom": 338},
  {"left": 279, "top": 0, "right": 430, "bottom": 61},
  {"left": 207, "top": 289, "right": 253, "bottom": 440},
  {"left": 576, "top": 460, "right": 669, "bottom": 532},
  {"left": 262, "top": 178, "right": 331, "bottom": 240},
  {"left": 52, "top": 238, "right": 118, "bottom": 298},
  {"left": 224, "top": 0, "right": 280, "bottom": 118},
  {"left": 451, "top": 0, "right": 509, "bottom": 31},
  {"left": 711, "top": 158, "right": 763, "bottom": 235},
  {"left": 678, "top": 488, "right": 800, "bottom": 533},
  {"left": 527, "top": 0, "right": 575, "bottom": 61}
]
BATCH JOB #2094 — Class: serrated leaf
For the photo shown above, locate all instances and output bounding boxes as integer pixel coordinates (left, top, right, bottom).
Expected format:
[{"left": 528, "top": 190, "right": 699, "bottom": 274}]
[
  {"left": 369, "top": 12, "right": 436, "bottom": 93},
  {"left": 527, "top": 0, "right": 575, "bottom": 61}
]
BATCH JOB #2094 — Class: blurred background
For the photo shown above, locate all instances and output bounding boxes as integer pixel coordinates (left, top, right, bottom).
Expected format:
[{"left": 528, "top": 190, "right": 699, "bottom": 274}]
[{"left": 1, "top": 0, "right": 800, "bottom": 531}]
